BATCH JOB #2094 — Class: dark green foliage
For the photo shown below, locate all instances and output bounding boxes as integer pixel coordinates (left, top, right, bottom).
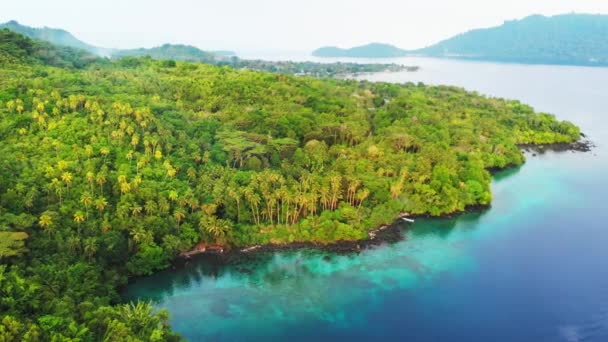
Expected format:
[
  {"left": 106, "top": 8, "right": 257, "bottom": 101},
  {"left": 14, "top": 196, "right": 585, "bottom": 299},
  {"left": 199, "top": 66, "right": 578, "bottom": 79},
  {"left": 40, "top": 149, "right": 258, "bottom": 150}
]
[{"left": 0, "top": 29, "right": 101, "bottom": 68}]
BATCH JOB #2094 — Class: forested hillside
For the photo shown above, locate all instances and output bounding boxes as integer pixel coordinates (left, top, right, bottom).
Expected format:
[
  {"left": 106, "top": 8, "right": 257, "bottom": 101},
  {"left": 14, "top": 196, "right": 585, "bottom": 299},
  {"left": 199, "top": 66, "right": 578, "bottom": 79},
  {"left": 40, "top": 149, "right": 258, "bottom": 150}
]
[
  {"left": 0, "top": 20, "right": 110, "bottom": 56},
  {"left": 418, "top": 14, "right": 608, "bottom": 65},
  {"left": 0, "top": 30, "right": 579, "bottom": 340},
  {"left": 0, "top": 29, "right": 100, "bottom": 68}
]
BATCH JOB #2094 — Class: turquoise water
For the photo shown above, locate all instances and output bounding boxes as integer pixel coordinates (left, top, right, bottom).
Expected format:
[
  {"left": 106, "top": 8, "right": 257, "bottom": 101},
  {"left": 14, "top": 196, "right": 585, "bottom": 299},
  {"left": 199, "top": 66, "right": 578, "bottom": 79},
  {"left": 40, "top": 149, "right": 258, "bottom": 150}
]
[{"left": 124, "top": 59, "right": 608, "bottom": 341}]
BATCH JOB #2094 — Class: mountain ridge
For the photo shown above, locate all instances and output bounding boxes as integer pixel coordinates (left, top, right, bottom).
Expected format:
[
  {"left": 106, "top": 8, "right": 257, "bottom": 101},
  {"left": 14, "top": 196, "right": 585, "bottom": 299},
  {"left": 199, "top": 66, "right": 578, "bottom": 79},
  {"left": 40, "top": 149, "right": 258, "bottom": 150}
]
[
  {"left": 0, "top": 20, "right": 226, "bottom": 61},
  {"left": 416, "top": 13, "right": 608, "bottom": 65},
  {"left": 313, "top": 13, "right": 608, "bottom": 66}
]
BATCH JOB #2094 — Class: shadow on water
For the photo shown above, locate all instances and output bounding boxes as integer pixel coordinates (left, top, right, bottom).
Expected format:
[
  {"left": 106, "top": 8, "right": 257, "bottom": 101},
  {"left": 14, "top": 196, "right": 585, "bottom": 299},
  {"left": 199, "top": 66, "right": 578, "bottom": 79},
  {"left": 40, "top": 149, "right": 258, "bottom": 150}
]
[
  {"left": 491, "top": 164, "right": 523, "bottom": 182},
  {"left": 123, "top": 245, "right": 366, "bottom": 303},
  {"left": 409, "top": 210, "right": 486, "bottom": 240}
]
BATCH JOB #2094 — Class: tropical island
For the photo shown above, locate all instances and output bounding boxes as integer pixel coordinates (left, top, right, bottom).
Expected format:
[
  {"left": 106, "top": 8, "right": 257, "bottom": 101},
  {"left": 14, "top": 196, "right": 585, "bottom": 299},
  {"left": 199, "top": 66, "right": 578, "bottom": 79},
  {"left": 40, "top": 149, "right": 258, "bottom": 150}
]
[
  {"left": 0, "top": 28, "right": 582, "bottom": 340},
  {"left": 313, "top": 43, "right": 407, "bottom": 58},
  {"left": 313, "top": 13, "right": 608, "bottom": 66}
]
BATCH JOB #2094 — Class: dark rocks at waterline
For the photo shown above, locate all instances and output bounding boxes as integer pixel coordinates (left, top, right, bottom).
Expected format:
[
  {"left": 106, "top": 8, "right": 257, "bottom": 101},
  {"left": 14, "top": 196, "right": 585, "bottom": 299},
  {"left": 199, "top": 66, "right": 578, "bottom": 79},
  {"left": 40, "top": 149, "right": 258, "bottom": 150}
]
[
  {"left": 519, "top": 139, "right": 595, "bottom": 154},
  {"left": 176, "top": 205, "right": 493, "bottom": 268},
  {"left": 175, "top": 223, "right": 407, "bottom": 268}
]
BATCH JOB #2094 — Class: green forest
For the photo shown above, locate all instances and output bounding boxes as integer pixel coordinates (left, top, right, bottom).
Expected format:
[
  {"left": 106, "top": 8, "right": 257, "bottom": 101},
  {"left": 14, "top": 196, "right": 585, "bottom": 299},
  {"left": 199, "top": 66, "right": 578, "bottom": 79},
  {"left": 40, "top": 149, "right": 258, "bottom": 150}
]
[{"left": 0, "top": 29, "right": 580, "bottom": 340}]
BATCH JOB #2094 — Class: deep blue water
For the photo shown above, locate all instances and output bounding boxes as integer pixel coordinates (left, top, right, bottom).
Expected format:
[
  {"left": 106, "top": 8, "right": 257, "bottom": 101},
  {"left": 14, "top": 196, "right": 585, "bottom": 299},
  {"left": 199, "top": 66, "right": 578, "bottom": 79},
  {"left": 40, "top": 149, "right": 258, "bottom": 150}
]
[{"left": 124, "top": 58, "right": 608, "bottom": 341}]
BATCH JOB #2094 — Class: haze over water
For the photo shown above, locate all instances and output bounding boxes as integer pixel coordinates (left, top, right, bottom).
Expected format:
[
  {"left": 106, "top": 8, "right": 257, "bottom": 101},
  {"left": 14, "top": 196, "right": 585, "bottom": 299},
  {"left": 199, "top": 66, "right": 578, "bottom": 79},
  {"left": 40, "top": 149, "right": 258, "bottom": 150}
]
[{"left": 124, "top": 57, "right": 608, "bottom": 341}]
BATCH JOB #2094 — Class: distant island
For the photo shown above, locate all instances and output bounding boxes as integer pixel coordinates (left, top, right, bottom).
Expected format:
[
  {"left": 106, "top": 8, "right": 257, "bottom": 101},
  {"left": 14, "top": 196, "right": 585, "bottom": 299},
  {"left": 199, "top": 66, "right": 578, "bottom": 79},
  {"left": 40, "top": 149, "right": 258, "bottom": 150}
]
[
  {"left": 0, "top": 21, "right": 416, "bottom": 77},
  {"left": 418, "top": 13, "right": 608, "bottom": 66},
  {"left": 313, "top": 43, "right": 407, "bottom": 58},
  {"left": 313, "top": 14, "right": 608, "bottom": 66}
]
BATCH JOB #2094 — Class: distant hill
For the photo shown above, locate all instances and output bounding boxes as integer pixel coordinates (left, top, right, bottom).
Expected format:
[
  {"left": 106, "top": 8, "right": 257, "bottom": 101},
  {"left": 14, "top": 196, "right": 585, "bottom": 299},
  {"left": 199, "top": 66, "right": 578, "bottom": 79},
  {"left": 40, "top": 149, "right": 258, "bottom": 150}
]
[
  {"left": 0, "top": 20, "right": 113, "bottom": 56},
  {"left": 113, "top": 44, "right": 222, "bottom": 63},
  {"left": 313, "top": 43, "right": 407, "bottom": 58},
  {"left": 0, "top": 28, "right": 100, "bottom": 68},
  {"left": 417, "top": 14, "right": 608, "bottom": 66},
  {"left": 0, "top": 21, "right": 225, "bottom": 62}
]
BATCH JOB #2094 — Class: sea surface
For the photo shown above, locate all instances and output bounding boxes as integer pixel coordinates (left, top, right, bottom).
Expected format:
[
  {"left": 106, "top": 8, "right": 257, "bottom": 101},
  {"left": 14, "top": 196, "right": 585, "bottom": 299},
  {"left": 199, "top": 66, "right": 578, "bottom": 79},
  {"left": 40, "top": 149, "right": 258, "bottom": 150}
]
[{"left": 123, "top": 56, "right": 608, "bottom": 341}]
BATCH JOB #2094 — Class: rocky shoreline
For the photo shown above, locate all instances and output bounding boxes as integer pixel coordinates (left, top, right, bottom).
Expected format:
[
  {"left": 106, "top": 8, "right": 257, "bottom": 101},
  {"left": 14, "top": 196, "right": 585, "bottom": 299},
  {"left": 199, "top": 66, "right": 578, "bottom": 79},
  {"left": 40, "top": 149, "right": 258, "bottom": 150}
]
[
  {"left": 518, "top": 136, "right": 595, "bottom": 154},
  {"left": 177, "top": 220, "right": 406, "bottom": 265},
  {"left": 174, "top": 138, "right": 593, "bottom": 266},
  {"left": 175, "top": 203, "right": 492, "bottom": 268}
]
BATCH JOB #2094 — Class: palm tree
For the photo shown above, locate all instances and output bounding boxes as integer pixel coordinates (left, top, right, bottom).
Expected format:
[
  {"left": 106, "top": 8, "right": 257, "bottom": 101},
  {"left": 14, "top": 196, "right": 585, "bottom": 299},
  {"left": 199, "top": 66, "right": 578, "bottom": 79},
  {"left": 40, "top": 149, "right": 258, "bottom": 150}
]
[
  {"left": 61, "top": 172, "right": 74, "bottom": 193},
  {"left": 80, "top": 192, "right": 93, "bottom": 218},
  {"left": 186, "top": 167, "right": 197, "bottom": 181},
  {"left": 114, "top": 301, "right": 167, "bottom": 339},
  {"left": 356, "top": 188, "right": 370, "bottom": 210},
  {"left": 83, "top": 238, "right": 97, "bottom": 260},
  {"left": 173, "top": 207, "right": 186, "bottom": 230},
  {"left": 73, "top": 211, "right": 85, "bottom": 225},
  {"left": 100, "top": 146, "right": 110, "bottom": 163},
  {"left": 51, "top": 178, "right": 63, "bottom": 204},
  {"left": 120, "top": 182, "right": 131, "bottom": 195},
  {"left": 96, "top": 173, "right": 106, "bottom": 195},
  {"left": 199, "top": 216, "right": 231, "bottom": 242},
  {"left": 144, "top": 200, "right": 157, "bottom": 216},
  {"left": 347, "top": 177, "right": 361, "bottom": 205},
  {"left": 131, "top": 206, "right": 143, "bottom": 217},
  {"left": 168, "top": 190, "right": 178, "bottom": 202},
  {"left": 130, "top": 226, "right": 153, "bottom": 246},
  {"left": 390, "top": 181, "right": 403, "bottom": 199},
  {"left": 39, "top": 212, "right": 54, "bottom": 235},
  {"left": 329, "top": 174, "right": 342, "bottom": 210},
  {"left": 227, "top": 187, "right": 241, "bottom": 222},
  {"left": 95, "top": 197, "right": 108, "bottom": 215},
  {"left": 158, "top": 198, "right": 170, "bottom": 214},
  {"left": 243, "top": 188, "right": 261, "bottom": 225},
  {"left": 67, "top": 235, "right": 81, "bottom": 254}
]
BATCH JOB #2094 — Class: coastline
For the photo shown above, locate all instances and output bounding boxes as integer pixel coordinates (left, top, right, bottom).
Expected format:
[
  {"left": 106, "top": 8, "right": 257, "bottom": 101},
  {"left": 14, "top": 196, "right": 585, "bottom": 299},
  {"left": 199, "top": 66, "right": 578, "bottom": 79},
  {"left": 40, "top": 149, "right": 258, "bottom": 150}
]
[
  {"left": 174, "top": 202, "right": 492, "bottom": 267},
  {"left": 117, "top": 137, "right": 595, "bottom": 284},
  {"left": 174, "top": 138, "right": 594, "bottom": 264},
  {"left": 518, "top": 136, "right": 594, "bottom": 154}
]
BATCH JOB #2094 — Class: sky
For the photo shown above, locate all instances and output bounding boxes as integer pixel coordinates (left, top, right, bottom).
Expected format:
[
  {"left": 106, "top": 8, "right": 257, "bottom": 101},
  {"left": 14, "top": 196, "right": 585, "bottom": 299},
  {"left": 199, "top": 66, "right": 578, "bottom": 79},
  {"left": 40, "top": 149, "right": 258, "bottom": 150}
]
[{"left": 2, "top": 0, "right": 608, "bottom": 53}]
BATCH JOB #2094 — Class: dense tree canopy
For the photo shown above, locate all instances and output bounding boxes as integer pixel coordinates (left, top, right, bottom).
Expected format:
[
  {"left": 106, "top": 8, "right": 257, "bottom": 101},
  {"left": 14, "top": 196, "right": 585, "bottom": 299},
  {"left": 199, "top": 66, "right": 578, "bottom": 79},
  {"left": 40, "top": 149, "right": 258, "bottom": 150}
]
[{"left": 0, "top": 30, "right": 580, "bottom": 340}]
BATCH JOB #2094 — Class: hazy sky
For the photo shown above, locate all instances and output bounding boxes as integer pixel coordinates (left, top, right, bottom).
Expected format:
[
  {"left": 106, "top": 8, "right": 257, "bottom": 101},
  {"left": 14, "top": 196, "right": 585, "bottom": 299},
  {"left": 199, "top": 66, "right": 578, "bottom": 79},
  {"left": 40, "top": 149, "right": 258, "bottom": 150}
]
[{"left": 2, "top": 0, "right": 608, "bottom": 52}]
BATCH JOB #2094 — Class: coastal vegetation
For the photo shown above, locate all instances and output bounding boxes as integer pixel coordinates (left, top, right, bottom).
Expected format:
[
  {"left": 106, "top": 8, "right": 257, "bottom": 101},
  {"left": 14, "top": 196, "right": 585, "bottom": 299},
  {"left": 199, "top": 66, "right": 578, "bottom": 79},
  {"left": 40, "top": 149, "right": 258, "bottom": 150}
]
[{"left": 0, "top": 29, "right": 580, "bottom": 340}]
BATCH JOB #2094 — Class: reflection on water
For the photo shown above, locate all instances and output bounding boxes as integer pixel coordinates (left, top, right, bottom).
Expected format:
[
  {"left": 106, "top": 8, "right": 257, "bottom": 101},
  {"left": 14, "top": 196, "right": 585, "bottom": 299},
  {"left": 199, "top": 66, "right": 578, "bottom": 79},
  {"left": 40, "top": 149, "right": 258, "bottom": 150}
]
[{"left": 124, "top": 59, "right": 608, "bottom": 341}]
